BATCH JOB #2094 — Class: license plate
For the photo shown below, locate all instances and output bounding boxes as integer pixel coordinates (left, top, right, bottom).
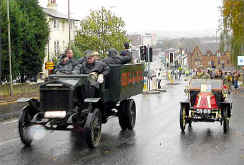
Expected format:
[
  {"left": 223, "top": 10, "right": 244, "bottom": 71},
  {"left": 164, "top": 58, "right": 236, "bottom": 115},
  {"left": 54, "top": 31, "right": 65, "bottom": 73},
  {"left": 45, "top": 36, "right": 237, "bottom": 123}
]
[{"left": 44, "top": 111, "right": 66, "bottom": 119}]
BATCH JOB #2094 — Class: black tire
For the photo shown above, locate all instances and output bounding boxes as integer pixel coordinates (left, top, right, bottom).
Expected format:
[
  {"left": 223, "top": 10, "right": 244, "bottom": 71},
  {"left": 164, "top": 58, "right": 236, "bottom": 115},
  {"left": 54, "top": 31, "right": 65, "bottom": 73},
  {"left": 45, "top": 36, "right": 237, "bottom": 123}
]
[
  {"left": 180, "top": 106, "right": 187, "bottom": 132},
  {"left": 188, "top": 120, "right": 192, "bottom": 128},
  {"left": 86, "top": 108, "right": 102, "bottom": 148},
  {"left": 56, "top": 124, "right": 68, "bottom": 130},
  {"left": 223, "top": 108, "right": 229, "bottom": 133},
  {"left": 18, "top": 109, "right": 33, "bottom": 146},
  {"left": 118, "top": 99, "right": 136, "bottom": 130}
]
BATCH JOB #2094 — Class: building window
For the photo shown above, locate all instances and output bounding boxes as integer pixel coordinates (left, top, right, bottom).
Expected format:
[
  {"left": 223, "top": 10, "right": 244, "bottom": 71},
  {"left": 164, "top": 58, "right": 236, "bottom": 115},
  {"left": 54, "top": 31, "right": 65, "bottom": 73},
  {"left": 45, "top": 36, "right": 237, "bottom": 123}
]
[
  {"left": 218, "top": 58, "right": 220, "bottom": 65},
  {"left": 53, "top": 19, "right": 59, "bottom": 29},
  {"left": 195, "top": 61, "right": 200, "bottom": 66},
  {"left": 54, "top": 19, "right": 56, "bottom": 28},
  {"left": 54, "top": 41, "right": 59, "bottom": 55},
  {"left": 222, "top": 63, "right": 225, "bottom": 69}
]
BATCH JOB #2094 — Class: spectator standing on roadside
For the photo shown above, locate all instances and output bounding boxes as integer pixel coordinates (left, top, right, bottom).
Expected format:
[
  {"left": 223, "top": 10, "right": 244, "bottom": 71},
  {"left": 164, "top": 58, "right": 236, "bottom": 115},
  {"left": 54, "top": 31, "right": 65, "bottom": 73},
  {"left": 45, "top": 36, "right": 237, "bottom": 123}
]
[{"left": 233, "top": 71, "right": 240, "bottom": 94}]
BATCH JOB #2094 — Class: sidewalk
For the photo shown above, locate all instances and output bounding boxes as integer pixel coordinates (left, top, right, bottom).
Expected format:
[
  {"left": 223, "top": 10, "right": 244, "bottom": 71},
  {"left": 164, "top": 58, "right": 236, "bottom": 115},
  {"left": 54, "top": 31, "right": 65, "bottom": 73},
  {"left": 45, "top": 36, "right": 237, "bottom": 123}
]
[
  {"left": 0, "top": 93, "right": 39, "bottom": 121},
  {"left": 0, "top": 92, "right": 39, "bottom": 104}
]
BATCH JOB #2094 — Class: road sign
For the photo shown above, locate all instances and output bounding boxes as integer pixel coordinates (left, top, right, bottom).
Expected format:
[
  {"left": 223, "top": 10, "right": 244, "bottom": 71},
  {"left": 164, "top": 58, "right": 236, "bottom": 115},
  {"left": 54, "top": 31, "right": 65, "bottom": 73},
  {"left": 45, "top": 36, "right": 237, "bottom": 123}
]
[
  {"left": 45, "top": 61, "right": 54, "bottom": 70},
  {"left": 238, "top": 56, "right": 244, "bottom": 66}
]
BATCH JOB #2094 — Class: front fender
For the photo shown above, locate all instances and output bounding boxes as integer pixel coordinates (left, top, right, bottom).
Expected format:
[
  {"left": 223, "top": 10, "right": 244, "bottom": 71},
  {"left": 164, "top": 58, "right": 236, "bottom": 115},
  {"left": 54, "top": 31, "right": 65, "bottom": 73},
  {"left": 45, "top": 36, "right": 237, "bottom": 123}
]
[
  {"left": 180, "top": 101, "right": 190, "bottom": 110},
  {"left": 17, "top": 98, "right": 33, "bottom": 103},
  {"left": 220, "top": 102, "right": 232, "bottom": 118},
  {"left": 180, "top": 101, "right": 190, "bottom": 116},
  {"left": 18, "top": 98, "right": 40, "bottom": 115}
]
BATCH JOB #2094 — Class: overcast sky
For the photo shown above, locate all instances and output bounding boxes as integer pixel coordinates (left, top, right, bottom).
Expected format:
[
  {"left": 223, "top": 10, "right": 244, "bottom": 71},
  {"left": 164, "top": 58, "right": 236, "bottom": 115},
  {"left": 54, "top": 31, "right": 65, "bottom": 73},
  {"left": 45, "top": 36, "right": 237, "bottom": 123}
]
[{"left": 39, "top": 0, "right": 222, "bottom": 36}]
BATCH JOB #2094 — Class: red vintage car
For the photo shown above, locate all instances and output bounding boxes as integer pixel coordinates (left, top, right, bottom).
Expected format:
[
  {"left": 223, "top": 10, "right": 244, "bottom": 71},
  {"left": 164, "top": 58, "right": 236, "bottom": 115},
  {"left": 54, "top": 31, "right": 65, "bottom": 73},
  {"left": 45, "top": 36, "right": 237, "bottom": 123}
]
[{"left": 180, "top": 79, "right": 232, "bottom": 133}]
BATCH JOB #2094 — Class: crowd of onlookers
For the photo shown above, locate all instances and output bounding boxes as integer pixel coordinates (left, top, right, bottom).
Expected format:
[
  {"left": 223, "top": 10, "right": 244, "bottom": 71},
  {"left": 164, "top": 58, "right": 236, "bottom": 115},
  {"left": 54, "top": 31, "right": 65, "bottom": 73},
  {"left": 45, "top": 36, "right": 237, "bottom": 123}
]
[{"left": 192, "top": 68, "right": 241, "bottom": 94}]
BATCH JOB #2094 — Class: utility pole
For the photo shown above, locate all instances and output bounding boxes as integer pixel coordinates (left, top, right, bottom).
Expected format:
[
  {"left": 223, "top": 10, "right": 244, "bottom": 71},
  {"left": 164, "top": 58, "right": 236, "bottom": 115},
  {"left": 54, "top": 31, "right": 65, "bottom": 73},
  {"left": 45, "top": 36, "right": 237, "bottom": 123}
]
[
  {"left": 7, "top": 0, "right": 13, "bottom": 96},
  {"left": 0, "top": 3, "right": 2, "bottom": 83},
  {"left": 68, "top": 0, "right": 71, "bottom": 48},
  {"left": 216, "top": 30, "right": 220, "bottom": 69}
]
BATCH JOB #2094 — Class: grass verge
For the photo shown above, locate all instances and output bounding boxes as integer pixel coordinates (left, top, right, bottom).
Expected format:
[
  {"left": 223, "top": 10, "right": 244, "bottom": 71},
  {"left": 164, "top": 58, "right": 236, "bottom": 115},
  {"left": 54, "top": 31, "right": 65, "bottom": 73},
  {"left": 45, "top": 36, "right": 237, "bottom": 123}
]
[{"left": 0, "top": 83, "right": 39, "bottom": 101}]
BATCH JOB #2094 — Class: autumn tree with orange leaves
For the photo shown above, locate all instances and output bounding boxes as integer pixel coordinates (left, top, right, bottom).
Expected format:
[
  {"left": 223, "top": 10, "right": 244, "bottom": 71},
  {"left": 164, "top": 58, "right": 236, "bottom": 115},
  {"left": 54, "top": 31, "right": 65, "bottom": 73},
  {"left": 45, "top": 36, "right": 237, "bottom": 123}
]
[{"left": 222, "top": 0, "right": 244, "bottom": 67}]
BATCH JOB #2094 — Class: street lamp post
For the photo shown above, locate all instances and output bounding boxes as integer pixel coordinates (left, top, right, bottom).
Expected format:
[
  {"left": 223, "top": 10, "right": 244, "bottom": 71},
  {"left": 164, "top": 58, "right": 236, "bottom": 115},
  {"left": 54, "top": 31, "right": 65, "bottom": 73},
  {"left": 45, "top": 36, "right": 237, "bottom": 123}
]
[
  {"left": 68, "top": 0, "right": 71, "bottom": 48},
  {"left": 0, "top": 7, "right": 2, "bottom": 82},
  {"left": 48, "top": 37, "right": 50, "bottom": 61},
  {"left": 7, "top": 0, "right": 13, "bottom": 96}
]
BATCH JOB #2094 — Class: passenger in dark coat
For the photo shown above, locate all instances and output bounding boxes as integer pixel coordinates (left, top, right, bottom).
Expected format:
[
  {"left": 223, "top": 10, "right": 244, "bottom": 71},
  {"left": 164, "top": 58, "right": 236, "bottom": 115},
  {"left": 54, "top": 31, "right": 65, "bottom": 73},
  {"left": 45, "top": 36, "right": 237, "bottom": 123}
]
[
  {"left": 73, "top": 51, "right": 110, "bottom": 76},
  {"left": 120, "top": 42, "right": 132, "bottom": 64},
  {"left": 103, "top": 48, "right": 132, "bottom": 65},
  {"left": 73, "top": 51, "right": 110, "bottom": 98},
  {"left": 55, "top": 49, "right": 78, "bottom": 74},
  {"left": 119, "top": 49, "right": 132, "bottom": 64},
  {"left": 72, "top": 50, "right": 94, "bottom": 74},
  {"left": 103, "top": 48, "right": 122, "bottom": 65}
]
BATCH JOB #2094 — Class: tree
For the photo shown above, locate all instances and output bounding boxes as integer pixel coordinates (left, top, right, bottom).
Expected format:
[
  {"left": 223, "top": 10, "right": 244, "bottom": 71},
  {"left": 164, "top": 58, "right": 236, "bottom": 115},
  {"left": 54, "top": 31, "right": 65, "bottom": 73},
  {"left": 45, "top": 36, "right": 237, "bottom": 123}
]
[
  {"left": 75, "top": 7, "right": 129, "bottom": 57},
  {"left": 0, "top": 0, "right": 24, "bottom": 82},
  {"left": 222, "top": 0, "right": 244, "bottom": 67},
  {"left": 17, "top": 0, "right": 49, "bottom": 81},
  {"left": 0, "top": 0, "right": 49, "bottom": 82}
]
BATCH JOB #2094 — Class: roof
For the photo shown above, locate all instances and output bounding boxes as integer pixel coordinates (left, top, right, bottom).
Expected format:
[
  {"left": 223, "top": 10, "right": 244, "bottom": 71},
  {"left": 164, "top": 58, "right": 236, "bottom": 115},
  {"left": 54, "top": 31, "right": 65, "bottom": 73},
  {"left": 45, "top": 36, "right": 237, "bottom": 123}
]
[{"left": 42, "top": 8, "right": 80, "bottom": 21}]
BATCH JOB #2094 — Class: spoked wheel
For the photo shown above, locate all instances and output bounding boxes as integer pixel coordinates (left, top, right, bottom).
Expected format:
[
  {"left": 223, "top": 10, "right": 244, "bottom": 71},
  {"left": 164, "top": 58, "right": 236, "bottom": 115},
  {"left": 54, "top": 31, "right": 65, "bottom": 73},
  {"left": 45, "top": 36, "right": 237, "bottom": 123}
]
[
  {"left": 86, "top": 108, "right": 102, "bottom": 148},
  {"left": 188, "top": 119, "right": 192, "bottom": 128},
  {"left": 180, "top": 106, "right": 187, "bottom": 132},
  {"left": 19, "top": 109, "right": 33, "bottom": 146},
  {"left": 118, "top": 99, "right": 136, "bottom": 130},
  {"left": 223, "top": 108, "right": 230, "bottom": 133}
]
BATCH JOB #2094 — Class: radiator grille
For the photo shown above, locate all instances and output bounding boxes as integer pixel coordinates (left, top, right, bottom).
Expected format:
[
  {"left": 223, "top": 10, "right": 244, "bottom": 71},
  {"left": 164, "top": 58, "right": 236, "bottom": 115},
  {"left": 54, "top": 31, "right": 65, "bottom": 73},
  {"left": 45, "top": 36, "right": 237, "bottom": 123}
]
[{"left": 40, "top": 89, "right": 71, "bottom": 111}]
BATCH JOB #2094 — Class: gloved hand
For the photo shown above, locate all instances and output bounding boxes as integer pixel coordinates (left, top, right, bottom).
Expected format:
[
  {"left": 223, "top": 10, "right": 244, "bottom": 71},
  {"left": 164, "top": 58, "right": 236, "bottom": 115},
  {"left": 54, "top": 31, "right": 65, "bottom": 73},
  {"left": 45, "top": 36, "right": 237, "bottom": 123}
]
[
  {"left": 89, "top": 72, "right": 98, "bottom": 80},
  {"left": 97, "top": 74, "right": 104, "bottom": 83}
]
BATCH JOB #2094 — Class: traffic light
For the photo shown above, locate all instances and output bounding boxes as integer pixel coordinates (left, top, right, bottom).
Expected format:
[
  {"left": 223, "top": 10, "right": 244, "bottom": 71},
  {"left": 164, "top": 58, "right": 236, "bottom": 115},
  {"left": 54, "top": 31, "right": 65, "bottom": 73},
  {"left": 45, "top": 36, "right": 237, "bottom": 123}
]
[
  {"left": 140, "top": 45, "right": 147, "bottom": 61},
  {"left": 145, "top": 47, "right": 152, "bottom": 62},
  {"left": 149, "top": 47, "right": 153, "bottom": 62},
  {"left": 170, "top": 52, "right": 174, "bottom": 64},
  {"left": 140, "top": 46, "right": 144, "bottom": 60},
  {"left": 140, "top": 46, "right": 152, "bottom": 62}
]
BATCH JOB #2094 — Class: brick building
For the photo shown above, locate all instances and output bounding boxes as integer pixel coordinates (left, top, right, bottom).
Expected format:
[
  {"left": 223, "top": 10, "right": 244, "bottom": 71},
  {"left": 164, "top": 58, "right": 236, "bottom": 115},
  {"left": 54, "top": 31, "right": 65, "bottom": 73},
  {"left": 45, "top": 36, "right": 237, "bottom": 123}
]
[{"left": 188, "top": 46, "right": 232, "bottom": 70}]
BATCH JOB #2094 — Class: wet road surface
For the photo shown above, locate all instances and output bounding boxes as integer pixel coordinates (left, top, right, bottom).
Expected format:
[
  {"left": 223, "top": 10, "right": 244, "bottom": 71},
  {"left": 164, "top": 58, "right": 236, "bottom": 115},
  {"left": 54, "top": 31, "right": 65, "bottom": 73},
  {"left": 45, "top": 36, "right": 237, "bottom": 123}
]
[{"left": 0, "top": 80, "right": 244, "bottom": 165}]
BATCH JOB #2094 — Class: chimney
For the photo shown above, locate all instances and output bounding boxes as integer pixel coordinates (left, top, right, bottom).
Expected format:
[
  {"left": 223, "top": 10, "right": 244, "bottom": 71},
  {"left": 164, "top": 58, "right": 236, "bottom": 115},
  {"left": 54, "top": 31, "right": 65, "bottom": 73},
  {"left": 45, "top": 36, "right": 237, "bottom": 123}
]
[{"left": 47, "top": 0, "right": 57, "bottom": 10}]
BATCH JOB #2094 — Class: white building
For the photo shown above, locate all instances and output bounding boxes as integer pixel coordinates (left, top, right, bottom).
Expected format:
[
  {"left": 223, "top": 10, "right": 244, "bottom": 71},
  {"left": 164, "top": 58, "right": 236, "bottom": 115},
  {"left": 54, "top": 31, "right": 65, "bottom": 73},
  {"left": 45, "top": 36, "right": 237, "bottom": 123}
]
[
  {"left": 42, "top": 0, "right": 80, "bottom": 76},
  {"left": 143, "top": 33, "right": 153, "bottom": 47}
]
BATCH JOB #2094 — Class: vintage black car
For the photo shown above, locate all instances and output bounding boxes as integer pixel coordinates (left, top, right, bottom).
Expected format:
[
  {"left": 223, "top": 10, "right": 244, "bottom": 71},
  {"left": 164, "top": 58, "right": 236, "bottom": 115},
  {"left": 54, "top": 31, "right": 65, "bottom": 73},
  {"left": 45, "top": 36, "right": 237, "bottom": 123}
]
[{"left": 18, "top": 64, "right": 144, "bottom": 148}]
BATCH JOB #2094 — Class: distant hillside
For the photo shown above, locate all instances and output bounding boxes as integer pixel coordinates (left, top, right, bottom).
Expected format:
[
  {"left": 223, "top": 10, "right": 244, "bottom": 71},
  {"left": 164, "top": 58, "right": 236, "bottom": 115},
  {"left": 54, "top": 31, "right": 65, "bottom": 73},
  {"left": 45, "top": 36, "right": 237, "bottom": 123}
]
[
  {"left": 154, "top": 37, "right": 219, "bottom": 54},
  {"left": 148, "top": 29, "right": 216, "bottom": 39}
]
